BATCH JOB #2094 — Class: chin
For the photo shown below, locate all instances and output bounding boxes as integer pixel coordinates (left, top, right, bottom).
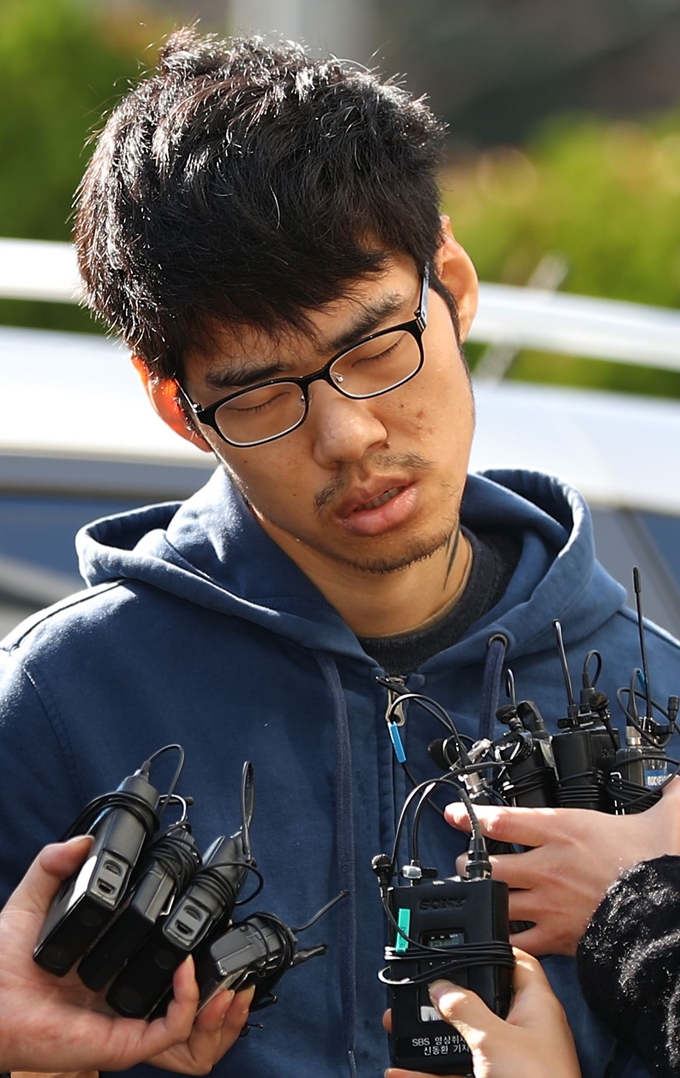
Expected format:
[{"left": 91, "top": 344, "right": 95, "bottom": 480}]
[{"left": 328, "top": 528, "right": 454, "bottom": 576}]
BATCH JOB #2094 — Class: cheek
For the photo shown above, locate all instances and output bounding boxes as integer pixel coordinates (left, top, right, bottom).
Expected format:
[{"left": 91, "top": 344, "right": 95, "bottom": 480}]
[{"left": 237, "top": 451, "right": 309, "bottom": 507}]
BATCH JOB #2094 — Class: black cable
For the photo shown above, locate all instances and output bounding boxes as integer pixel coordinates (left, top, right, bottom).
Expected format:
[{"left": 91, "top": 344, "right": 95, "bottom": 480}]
[
  {"left": 606, "top": 757, "right": 680, "bottom": 811},
  {"left": 291, "top": 890, "right": 348, "bottom": 934},
  {"left": 141, "top": 823, "right": 201, "bottom": 893},
  {"left": 385, "top": 692, "right": 459, "bottom": 740},
  {"left": 555, "top": 770, "right": 606, "bottom": 809},
  {"left": 411, "top": 781, "right": 439, "bottom": 864},
  {"left": 239, "top": 761, "right": 255, "bottom": 861},
  {"left": 143, "top": 745, "right": 185, "bottom": 824},
  {"left": 378, "top": 941, "right": 515, "bottom": 987},
  {"left": 498, "top": 763, "right": 556, "bottom": 802},
  {"left": 582, "top": 650, "right": 603, "bottom": 688},
  {"left": 61, "top": 790, "right": 159, "bottom": 843},
  {"left": 401, "top": 761, "right": 444, "bottom": 820},
  {"left": 389, "top": 774, "right": 471, "bottom": 880},
  {"left": 247, "top": 912, "right": 296, "bottom": 977},
  {"left": 617, "top": 686, "right": 675, "bottom": 747}
]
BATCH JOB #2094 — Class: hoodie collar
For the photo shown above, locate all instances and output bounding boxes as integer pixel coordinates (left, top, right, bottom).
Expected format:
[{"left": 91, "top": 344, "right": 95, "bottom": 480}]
[{"left": 77, "top": 466, "right": 625, "bottom": 666}]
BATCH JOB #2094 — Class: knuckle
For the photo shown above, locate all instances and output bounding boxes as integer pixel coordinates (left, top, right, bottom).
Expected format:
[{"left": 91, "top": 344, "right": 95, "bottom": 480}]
[{"left": 481, "top": 808, "right": 509, "bottom": 840}]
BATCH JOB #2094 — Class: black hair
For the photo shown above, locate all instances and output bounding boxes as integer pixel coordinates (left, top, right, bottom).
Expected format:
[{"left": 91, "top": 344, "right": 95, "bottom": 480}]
[{"left": 75, "top": 27, "right": 449, "bottom": 378}]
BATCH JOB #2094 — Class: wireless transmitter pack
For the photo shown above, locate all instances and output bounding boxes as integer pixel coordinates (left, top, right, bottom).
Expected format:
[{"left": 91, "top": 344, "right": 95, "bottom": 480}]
[
  {"left": 106, "top": 765, "right": 257, "bottom": 1019},
  {"left": 34, "top": 760, "right": 162, "bottom": 976},
  {"left": 34, "top": 752, "right": 342, "bottom": 1039},
  {"left": 373, "top": 780, "right": 514, "bottom": 1075},
  {"left": 77, "top": 811, "right": 201, "bottom": 992},
  {"left": 195, "top": 896, "right": 344, "bottom": 1014}
]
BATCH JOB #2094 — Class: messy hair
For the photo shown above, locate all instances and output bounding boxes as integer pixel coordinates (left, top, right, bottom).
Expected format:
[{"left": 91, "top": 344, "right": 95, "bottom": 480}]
[{"left": 75, "top": 28, "right": 448, "bottom": 378}]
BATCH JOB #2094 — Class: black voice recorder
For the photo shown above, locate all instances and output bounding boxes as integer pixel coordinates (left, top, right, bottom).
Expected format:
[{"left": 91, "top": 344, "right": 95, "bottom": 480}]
[{"left": 381, "top": 874, "right": 511, "bottom": 1074}]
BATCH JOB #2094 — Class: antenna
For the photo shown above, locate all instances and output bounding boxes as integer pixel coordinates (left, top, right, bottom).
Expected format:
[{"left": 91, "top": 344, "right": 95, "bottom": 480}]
[
  {"left": 505, "top": 669, "right": 517, "bottom": 709},
  {"left": 633, "top": 568, "right": 653, "bottom": 722},
  {"left": 553, "top": 620, "right": 575, "bottom": 707}
]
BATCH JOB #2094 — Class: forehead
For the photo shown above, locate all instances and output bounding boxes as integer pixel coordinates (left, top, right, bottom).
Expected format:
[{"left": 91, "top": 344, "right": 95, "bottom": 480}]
[{"left": 186, "top": 254, "right": 418, "bottom": 377}]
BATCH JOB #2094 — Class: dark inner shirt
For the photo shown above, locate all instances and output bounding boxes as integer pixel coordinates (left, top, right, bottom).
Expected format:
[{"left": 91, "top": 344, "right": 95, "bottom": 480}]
[{"left": 358, "top": 529, "right": 521, "bottom": 676}]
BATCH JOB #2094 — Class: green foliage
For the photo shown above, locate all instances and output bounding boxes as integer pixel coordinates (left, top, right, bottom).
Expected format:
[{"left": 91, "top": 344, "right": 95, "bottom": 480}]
[
  {"left": 0, "top": 0, "right": 165, "bottom": 333},
  {"left": 442, "top": 112, "right": 680, "bottom": 397},
  {"left": 3, "top": 4, "right": 680, "bottom": 398}
]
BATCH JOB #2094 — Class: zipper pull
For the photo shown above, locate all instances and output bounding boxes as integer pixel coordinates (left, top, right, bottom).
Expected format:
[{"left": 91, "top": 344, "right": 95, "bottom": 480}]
[{"left": 378, "top": 676, "right": 408, "bottom": 764}]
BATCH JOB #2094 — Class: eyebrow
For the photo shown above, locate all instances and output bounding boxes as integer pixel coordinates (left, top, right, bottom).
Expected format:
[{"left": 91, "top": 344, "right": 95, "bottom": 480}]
[
  {"left": 204, "top": 359, "right": 290, "bottom": 391},
  {"left": 203, "top": 288, "right": 412, "bottom": 392},
  {"left": 325, "top": 290, "right": 408, "bottom": 352}
]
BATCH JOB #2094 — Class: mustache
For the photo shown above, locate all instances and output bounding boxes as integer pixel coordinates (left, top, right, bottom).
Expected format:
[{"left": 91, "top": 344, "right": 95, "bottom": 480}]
[{"left": 314, "top": 452, "right": 432, "bottom": 514}]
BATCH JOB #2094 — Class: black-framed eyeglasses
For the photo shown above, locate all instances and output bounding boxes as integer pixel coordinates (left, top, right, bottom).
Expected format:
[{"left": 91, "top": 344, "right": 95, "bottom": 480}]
[{"left": 176, "top": 266, "right": 430, "bottom": 448}]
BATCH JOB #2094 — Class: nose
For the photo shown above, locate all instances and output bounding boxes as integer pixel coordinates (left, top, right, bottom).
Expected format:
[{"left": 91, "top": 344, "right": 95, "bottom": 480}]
[{"left": 306, "top": 381, "right": 389, "bottom": 467}]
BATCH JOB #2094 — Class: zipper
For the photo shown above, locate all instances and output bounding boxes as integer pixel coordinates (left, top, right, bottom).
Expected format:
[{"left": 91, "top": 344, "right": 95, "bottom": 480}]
[
  {"left": 381, "top": 675, "right": 408, "bottom": 763},
  {"left": 378, "top": 673, "right": 410, "bottom": 851}
]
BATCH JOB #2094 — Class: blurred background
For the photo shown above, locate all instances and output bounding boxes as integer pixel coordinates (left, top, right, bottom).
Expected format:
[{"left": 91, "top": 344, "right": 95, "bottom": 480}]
[{"left": 2, "top": 0, "right": 680, "bottom": 634}]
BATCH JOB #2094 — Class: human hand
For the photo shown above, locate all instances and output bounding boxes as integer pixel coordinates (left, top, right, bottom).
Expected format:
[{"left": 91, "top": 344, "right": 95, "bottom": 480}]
[
  {"left": 145, "top": 984, "right": 254, "bottom": 1073},
  {"left": 13, "top": 983, "right": 252, "bottom": 1078},
  {"left": 446, "top": 777, "right": 680, "bottom": 955},
  {"left": 0, "top": 836, "right": 250, "bottom": 1072},
  {"left": 384, "top": 950, "right": 581, "bottom": 1078}
]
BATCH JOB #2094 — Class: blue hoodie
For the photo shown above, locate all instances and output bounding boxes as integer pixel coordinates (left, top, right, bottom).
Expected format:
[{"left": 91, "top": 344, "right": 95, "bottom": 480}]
[{"left": 1, "top": 467, "right": 678, "bottom": 1078}]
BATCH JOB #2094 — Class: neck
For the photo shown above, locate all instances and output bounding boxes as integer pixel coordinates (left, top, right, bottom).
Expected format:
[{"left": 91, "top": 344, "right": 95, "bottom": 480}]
[{"left": 257, "top": 517, "right": 473, "bottom": 636}]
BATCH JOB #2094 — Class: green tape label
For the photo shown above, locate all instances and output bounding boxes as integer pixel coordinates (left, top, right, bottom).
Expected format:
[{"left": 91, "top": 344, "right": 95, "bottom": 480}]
[{"left": 395, "top": 907, "right": 411, "bottom": 953}]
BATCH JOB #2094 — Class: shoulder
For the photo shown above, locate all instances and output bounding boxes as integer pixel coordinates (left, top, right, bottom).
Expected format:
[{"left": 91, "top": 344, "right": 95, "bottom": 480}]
[
  {"left": 2, "top": 582, "right": 121, "bottom": 652},
  {"left": 615, "top": 605, "right": 680, "bottom": 662}
]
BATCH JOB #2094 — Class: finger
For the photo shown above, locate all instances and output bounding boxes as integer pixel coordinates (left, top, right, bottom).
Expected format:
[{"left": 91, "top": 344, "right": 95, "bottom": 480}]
[
  {"left": 158, "top": 957, "right": 200, "bottom": 1041},
  {"left": 157, "top": 989, "right": 235, "bottom": 1071},
  {"left": 445, "top": 802, "right": 560, "bottom": 848},
  {"left": 491, "top": 850, "right": 545, "bottom": 889},
  {"left": 661, "top": 775, "right": 680, "bottom": 800},
  {"left": 382, "top": 1009, "right": 392, "bottom": 1033},
  {"left": 507, "top": 950, "right": 577, "bottom": 1031},
  {"left": 508, "top": 923, "right": 552, "bottom": 956},
  {"left": 510, "top": 949, "right": 552, "bottom": 997},
  {"left": 190, "top": 983, "right": 254, "bottom": 1066},
  {"left": 507, "top": 888, "right": 544, "bottom": 921},
  {"left": 221, "top": 985, "right": 255, "bottom": 1042},
  {"left": 455, "top": 850, "right": 541, "bottom": 890},
  {"left": 386, "top": 1070, "right": 452, "bottom": 1078},
  {"left": 75, "top": 961, "right": 201, "bottom": 1072},
  {"left": 5, "top": 836, "right": 93, "bottom": 918},
  {"left": 429, "top": 979, "right": 503, "bottom": 1051}
]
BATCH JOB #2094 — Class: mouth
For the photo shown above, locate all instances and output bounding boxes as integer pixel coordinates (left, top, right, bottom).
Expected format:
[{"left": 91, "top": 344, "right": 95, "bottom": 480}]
[
  {"left": 353, "top": 486, "right": 404, "bottom": 513},
  {"left": 336, "top": 480, "right": 420, "bottom": 537}
]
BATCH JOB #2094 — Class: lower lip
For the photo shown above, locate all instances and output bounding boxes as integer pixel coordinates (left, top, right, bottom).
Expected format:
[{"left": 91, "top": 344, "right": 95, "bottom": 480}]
[{"left": 339, "top": 484, "right": 419, "bottom": 537}]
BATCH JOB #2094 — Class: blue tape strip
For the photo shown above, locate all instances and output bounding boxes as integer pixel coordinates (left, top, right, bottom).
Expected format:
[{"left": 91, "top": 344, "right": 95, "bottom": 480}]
[{"left": 388, "top": 723, "right": 406, "bottom": 763}]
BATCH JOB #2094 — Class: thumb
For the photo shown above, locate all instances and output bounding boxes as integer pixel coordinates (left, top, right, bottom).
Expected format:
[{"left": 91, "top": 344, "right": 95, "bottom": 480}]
[
  {"left": 429, "top": 979, "right": 502, "bottom": 1051},
  {"left": 5, "top": 836, "right": 93, "bottom": 918}
]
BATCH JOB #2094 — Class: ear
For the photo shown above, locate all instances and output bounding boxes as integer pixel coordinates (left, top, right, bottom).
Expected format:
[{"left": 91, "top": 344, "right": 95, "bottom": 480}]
[
  {"left": 131, "top": 356, "right": 213, "bottom": 453},
  {"left": 434, "top": 216, "right": 479, "bottom": 342}
]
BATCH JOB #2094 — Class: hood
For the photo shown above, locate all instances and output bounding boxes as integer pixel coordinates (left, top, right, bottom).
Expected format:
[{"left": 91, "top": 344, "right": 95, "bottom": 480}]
[{"left": 77, "top": 466, "right": 626, "bottom": 665}]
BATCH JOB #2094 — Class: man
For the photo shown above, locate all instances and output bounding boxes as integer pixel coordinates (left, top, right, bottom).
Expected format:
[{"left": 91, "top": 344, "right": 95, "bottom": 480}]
[{"left": 1, "top": 26, "right": 679, "bottom": 1078}]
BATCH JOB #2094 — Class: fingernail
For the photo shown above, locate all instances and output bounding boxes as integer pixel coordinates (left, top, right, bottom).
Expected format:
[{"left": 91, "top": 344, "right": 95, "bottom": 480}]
[
  {"left": 233, "top": 986, "right": 255, "bottom": 1015},
  {"left": 217, "top": 989, "right": 235, "bottom": 1019},
  {"left": 429, "top": 979, "right": 455, "bottom": 1005}
]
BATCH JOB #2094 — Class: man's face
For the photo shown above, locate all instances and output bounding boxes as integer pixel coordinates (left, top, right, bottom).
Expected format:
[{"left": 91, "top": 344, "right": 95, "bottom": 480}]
[{"left": 179, "top": 252, "right": 476, "bottom": 579}]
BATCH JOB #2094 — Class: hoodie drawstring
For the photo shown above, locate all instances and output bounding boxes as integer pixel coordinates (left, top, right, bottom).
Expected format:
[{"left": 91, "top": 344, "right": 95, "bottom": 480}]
[
  {"left": 479, "top": 634, "right": 508, "bottom": 742},
  {"left": 315, "top": 651, "right": 358, "bottom": 1078}
]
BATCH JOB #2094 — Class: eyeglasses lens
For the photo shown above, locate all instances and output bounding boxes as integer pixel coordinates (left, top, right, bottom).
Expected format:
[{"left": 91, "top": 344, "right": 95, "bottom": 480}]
[{"left": 213, "top": 329, "right": 421, "bottom": 446}]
